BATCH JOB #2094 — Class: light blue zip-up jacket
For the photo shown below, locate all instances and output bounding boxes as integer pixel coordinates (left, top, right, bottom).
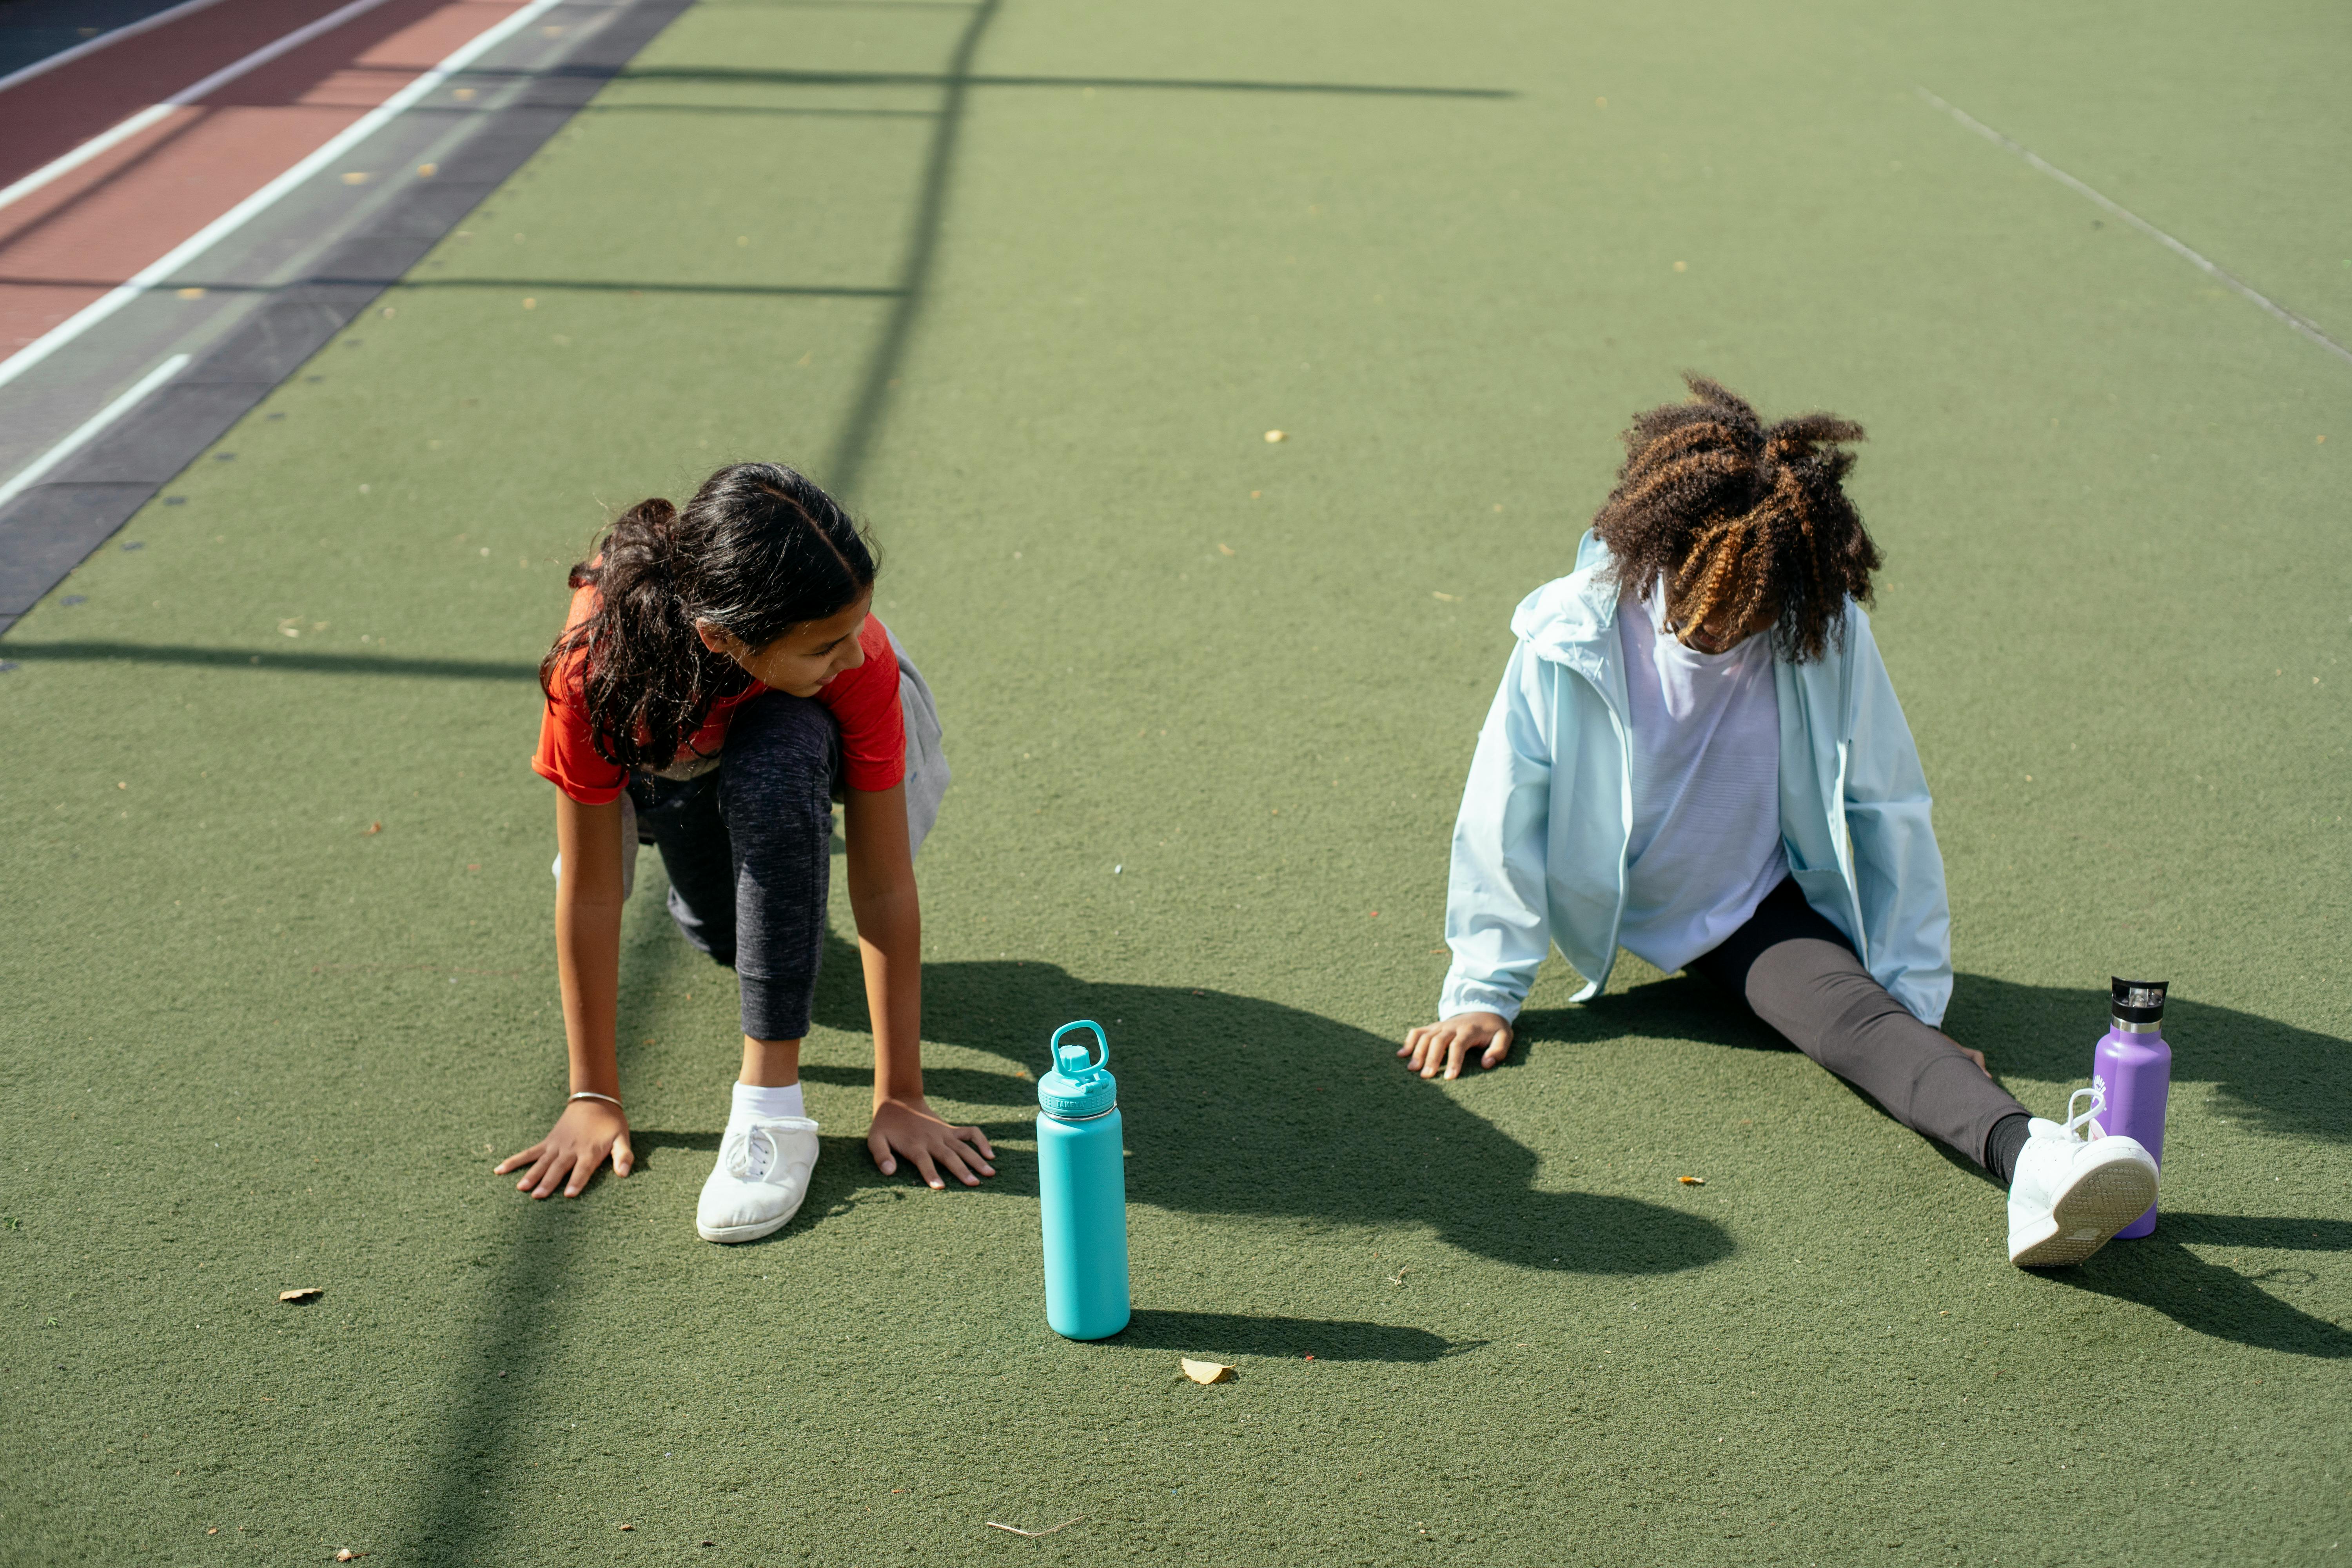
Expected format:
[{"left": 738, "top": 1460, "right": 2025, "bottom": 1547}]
[{"left": 1438, "top": 534, "right": 1953, "bottom": 1027}]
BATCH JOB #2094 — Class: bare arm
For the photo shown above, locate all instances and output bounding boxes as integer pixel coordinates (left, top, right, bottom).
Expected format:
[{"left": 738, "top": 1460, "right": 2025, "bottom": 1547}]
[
  {"left": 554, "top": 792, "right": 625, "bottom": 1095},
  {"left": 844, "top": 783, "right": 993, "bottom": 1188},
  {"left": 494, "top": 792, "right": 636, "bottom": 1197}
]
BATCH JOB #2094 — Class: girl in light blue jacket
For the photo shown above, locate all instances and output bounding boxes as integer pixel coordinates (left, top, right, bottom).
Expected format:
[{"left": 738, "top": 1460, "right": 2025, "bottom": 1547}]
[{"left": 1402, "top": 379, "right": 2158, "bottom": 1268}]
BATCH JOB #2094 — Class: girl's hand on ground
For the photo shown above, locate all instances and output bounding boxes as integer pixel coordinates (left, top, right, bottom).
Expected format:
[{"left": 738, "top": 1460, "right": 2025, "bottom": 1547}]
[
  {"left": 867, "top": 1097, "right": 995, "bottom": 1189},
  {"left": 494, "top": 1098, "right": 635, "bottom": 1199},
  {"left": 1399, "top": 1012, "right": 1514, "bottom": 1080}
]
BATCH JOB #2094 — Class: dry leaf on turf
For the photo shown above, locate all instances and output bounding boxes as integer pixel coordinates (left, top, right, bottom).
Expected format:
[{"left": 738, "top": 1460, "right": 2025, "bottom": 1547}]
[
  {"left": 1678, "top": 1176, "right": 1706, "bottom": 1186},
  {"left": 1181, "top": 1358, "right": 1235, "bottom": 1384},
  {"left": 279, "top": 1287, "right": 323, "bottom": 1303},
  {"left": 1217, "top": 543, "right": 1236, "bottom": 556},
  {"left": 363, "top": 822, "right": 381, "bottom": 835},
  {"left": 1263, "top": 430, "right": 1287, "bottom": 443}
]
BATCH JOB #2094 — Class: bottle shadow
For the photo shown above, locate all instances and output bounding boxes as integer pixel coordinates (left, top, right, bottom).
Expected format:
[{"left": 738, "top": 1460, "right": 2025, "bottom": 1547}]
[
  {"left": 807, "top": 937, "right": 1733, "bottom": 1278},
  {"left": 1110, "top": 1309, "right": 1465, "bottom": 1364}
]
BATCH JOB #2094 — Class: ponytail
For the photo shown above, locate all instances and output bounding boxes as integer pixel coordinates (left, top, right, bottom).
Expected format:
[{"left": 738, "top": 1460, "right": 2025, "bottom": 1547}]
[{"left": 541, "top": 463, "right": 876, "bottom": 769}]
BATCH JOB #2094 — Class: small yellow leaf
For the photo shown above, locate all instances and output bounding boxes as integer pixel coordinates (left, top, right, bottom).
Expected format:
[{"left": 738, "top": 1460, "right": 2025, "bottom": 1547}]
[
  {"left": 1180, "top": 1358, "right": 1235, "bottom": 1384},
  {"left": 1263, "top": 430, "right": 1287, "bottom": 443},
  {"left": 1677, "top": 1175, "right": 1706, "bottom": 1186},
  {"left": 1433, "top": 591, "right": 1459, "bottom": 602},
  {"left": 279, "top": 1287, "right": 323, "bottom": 1303},
  {"left": 1217, "top": 543, "right": 1236, "bottom": 556}
]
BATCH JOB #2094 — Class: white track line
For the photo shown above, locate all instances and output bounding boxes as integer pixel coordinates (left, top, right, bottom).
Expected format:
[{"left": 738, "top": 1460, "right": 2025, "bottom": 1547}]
[
  {"left": 0, "top": 0, "right": 409, "bottom": 217},
  {"left": 0, "top": 0, "right": 569, "bottom": 394},
  {"left": 0, "top": 105, "right": 177, "bottom": 214},
  {"left": 0, "top": 353, "right": 189, "bottom": 509},
  {"left": 0, "top": 0, "right": 235, "bottom": 97},
  {"left": 1917, "top": 87, "right": 2352, "bottom": 370}
]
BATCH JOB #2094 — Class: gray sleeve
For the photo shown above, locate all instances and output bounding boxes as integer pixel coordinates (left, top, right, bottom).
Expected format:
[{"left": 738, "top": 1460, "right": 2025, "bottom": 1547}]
[{"left": 888, "top": 632, "right": 951, "bottom": 859}]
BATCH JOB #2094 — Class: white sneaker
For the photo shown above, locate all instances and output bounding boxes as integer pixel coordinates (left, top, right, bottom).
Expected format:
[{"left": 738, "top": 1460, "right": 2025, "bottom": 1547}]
[
  {"left": 696, "top": 1116, "right": 820, "bottom": 1243},
  {"left": 2007, "top": 1087, "right": 2158, "bottom": 1268}
]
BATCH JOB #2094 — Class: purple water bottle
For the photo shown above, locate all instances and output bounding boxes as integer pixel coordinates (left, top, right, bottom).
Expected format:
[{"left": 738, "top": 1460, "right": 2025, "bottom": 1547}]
[{"left": 2092, "top": 978, "right": 2171, "bottom": 1238}]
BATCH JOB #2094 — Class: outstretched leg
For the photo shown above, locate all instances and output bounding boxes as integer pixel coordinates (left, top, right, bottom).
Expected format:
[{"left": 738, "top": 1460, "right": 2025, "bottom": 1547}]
[{"left": 1690, "top": 878, "right": 2026, "bottom": 1172}]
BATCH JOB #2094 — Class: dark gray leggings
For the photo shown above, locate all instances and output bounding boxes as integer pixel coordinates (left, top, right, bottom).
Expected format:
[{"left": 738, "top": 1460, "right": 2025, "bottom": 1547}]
[
  {"left": 628, "top": 690, "right": 839, "bottom": 1042},
  {"left": 1689, "top": 878, "right": 2024, "bottom": 1169}
]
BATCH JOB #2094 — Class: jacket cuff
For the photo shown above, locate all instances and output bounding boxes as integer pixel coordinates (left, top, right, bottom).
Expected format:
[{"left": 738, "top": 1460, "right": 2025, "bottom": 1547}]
[{"left": 1438, "top": 977, "right": 1525, "bottom": 1025}]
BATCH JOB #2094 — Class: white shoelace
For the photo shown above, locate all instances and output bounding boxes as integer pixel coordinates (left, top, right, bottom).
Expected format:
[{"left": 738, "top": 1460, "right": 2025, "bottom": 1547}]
[
  {"left": 724, "top": 1124, "right": 779, "bottom": 1181},
  {"left": 2062, "top": 1084, "right": 2107, "bottom": 1141}
]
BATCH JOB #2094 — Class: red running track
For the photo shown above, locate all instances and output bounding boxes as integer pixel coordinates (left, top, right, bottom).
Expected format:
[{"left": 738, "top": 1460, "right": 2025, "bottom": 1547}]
[{"left": 0, "top": 0, "right": 528, "bottom": 358}]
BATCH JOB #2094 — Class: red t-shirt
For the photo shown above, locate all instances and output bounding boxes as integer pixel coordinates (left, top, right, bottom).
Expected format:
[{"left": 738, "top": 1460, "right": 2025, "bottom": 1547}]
[{"left": 532, "top": 582, "right": 905, "bottom": 804}]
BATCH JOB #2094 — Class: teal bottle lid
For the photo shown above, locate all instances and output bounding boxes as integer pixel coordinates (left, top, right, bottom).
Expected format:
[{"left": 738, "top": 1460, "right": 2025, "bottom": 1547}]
[{"left": 1038, "top": 1020, "right": 1116, "bottom": 1118}]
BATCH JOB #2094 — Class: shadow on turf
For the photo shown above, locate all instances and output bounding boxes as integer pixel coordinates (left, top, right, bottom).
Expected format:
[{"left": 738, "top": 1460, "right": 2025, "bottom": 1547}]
[
  {"left": 803, "top": 940, "right": 1734, "bottom": 1278},
  {"left": 2043, "top": 1213, "right": 2352, "bottom": 1359},
  {"left": 0, "top": 641, "right": 537, "bottom": 680},
  {"left": 817, "top": 0, "right": 998, "bottom": 499},
  {"left": 1518, "top": 969, "right": 2352, "bottom": 1356},
  {"left": 403, "top": 895, "right": 701, "bottom": 1549},
  {"left": 1517, "top": 967, "right": 2349, "bottom": 1150},
  {"left": 608, "top": 65, "right": 1517, "bottom": 98},
  {"left": 1112, "top": 1310, "right": 1461, "bottom": 1363},
  {"left": 1941, "top": 974, "right": 2350, "bottom": 1150}
]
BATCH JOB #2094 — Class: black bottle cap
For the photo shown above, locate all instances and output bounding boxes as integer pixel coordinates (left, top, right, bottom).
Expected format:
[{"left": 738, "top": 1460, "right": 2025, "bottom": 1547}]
[{"left": 2111, "top": 977, "right": 2168, "bottom": 1023}]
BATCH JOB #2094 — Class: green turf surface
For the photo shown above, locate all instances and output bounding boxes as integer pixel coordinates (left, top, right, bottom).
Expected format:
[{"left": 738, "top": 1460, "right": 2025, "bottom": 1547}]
[{"left": 4, "top": 0, "right": 2349, "bottom": 1563}]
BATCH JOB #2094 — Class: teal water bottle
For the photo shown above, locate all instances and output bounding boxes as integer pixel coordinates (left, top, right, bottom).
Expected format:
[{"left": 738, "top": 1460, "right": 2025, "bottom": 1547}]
[{"left": 1036, "top": 1020, "right": 1130, "bottom": 1340}]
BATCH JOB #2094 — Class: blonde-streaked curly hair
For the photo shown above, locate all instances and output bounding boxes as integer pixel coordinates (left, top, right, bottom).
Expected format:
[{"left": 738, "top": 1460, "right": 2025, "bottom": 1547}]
[{"left": 1591, "top": 375, "right": 1882, "bottom": 663}]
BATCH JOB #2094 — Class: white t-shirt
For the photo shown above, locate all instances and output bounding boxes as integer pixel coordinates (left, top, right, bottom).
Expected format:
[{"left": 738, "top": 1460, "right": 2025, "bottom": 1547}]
[{"left": 1615, "top": 584, "right": 1788, "bottom": 973}]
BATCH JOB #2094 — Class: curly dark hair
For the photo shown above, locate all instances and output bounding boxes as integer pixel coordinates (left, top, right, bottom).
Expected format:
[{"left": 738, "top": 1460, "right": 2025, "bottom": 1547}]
[
  {"left": 1591, "top": 375, "right": 1882, "bottom": 663},
  {"left": 540, "top": 462, "right": 875, "bottom": 771}
]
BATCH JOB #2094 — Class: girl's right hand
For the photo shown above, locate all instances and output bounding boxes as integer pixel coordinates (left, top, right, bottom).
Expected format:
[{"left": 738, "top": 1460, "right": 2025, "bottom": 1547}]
[
  {"left": 495, "top": 1098, "right": 635, "bottom": 1199},
  {"left": 1399, "top": 1012, "right": 1514, "bottom": 1080}
]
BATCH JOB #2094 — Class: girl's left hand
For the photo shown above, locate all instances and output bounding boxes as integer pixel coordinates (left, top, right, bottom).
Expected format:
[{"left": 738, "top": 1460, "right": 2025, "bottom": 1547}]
[{"left": 868, "top": 1097, "right": 996, "bottom": 1189}]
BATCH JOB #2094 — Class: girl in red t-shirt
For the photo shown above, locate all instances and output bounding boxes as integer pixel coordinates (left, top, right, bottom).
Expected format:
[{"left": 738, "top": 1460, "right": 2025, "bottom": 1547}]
[{"left": 497, "top": 461, "right": 992, "bottom": 1242}]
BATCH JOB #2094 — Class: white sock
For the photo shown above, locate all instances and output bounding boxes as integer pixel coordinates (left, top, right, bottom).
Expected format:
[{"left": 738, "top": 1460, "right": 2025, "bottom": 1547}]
[{"left": 732, "top": 1080, "right": 805, "bottom": 1122}]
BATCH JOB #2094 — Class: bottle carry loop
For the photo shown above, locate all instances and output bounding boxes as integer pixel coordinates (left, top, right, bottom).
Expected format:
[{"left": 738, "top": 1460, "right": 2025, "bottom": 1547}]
[
  {"left": 1051, "top": 1019, "right": 1110, "bottom": 1073},
  {"left": 1038, "top": 1020, "right": 1117, "bottom": 1119}
]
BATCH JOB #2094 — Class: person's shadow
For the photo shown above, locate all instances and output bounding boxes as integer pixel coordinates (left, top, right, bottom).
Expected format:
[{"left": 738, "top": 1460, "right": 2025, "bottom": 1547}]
[
  {"left": 1513, "top": 969, "right": 2352, "bottom": 1358},
  {"left": 795, "top": 934, "right": 1733, "bottom": 1279}
]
